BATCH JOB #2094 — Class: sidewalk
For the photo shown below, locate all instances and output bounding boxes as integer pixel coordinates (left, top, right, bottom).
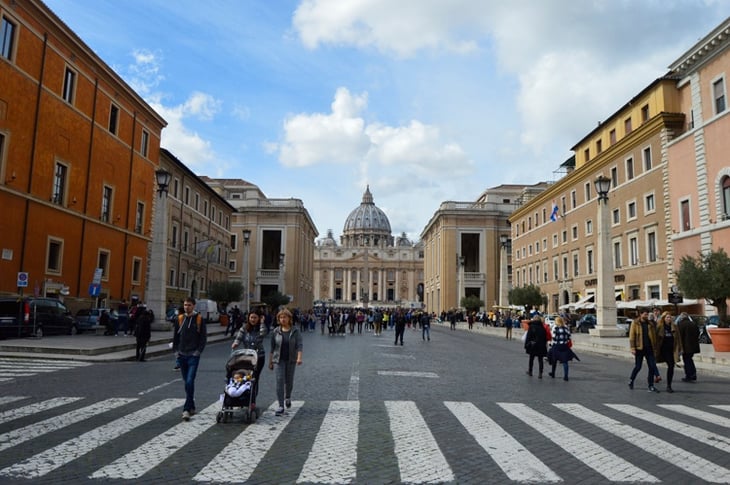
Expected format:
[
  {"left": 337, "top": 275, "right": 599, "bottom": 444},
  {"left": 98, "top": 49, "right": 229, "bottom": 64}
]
[
  {"left": 1, "top": 323, "right": 729, "bottom": 378},
  {"left": 441, "top": 322, "right": 730, "bottom": 378},
  {"left": 0, "top": 327, "right": 231, "bottom": 362}
]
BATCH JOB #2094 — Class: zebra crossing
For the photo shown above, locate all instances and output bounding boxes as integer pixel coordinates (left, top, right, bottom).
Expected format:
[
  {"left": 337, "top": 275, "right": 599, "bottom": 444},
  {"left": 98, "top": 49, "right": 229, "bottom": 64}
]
[
  {"left": 0, "top": 358, "right": 92, "bottom": 382},
  {"left": 0, "top": 396, "right": 729, "bottom": 483}
]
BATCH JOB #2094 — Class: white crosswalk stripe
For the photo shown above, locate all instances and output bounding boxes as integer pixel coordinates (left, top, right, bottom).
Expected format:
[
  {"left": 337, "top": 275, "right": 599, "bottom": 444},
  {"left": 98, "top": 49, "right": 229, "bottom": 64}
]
[
  {"left": 0, "top": 398, "right": 181, "bottom": 479},
  {"left": 387, "top": 400, "right": 454, "bottom": 484},
  {"left": 500, "top": 403, "right": 658, "bottom": 482},
  {"left": 0, "top": 397, "right": 728, "bottom": 483},
  {"left": 561, "top": 403, "right": 730, "bottom": 483},
  {"left": 447, "top": 401, "right": 559, "bottom": 483},
  {"left": 298, "top": 400, "right": 359, "bottom": 484},
  {"left": 0, "top": 358, "right": 91, "bottom": 380}
]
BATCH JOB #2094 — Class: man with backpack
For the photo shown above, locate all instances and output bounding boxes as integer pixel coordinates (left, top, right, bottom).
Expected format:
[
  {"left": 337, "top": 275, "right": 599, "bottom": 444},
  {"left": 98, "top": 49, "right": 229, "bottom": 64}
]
[{"left": 173, "top": 297, "right": 207, "bottom": 421}]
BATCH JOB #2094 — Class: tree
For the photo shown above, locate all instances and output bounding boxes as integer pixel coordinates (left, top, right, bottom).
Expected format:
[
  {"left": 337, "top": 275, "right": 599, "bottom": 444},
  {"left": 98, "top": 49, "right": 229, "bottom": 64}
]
[
  {"left": 261, "top": 291, "right": 290, "bottom": 311},
  {"left": 676, "top": 248, "right": 730, "bottom": 327},
  {"left": 508, "top": 284, "right": 546, "bottom": 313},
  {"left": 460, "top": 295, "right": 484, "bottom": 313},
  {"left": 207, "top": 281, "right": 243, "bottom": 310}
]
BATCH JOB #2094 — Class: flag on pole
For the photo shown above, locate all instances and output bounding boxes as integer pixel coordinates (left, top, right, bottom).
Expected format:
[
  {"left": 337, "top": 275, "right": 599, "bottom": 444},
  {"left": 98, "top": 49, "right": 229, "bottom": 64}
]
[{"left": 550, "top": 201, "right": 560, "bottom": 222}]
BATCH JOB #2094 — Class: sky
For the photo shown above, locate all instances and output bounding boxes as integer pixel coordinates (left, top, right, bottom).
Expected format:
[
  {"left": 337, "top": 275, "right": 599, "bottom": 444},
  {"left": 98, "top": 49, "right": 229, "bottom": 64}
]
[{"left": 44, "top": 0, "right": 730, "bottom": 243}]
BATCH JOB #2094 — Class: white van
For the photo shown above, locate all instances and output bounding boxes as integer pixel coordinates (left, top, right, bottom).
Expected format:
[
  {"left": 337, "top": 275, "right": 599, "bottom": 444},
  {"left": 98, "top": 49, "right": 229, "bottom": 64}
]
[{"left": 194, "top": 299, "right": 220, "bottom": 323}]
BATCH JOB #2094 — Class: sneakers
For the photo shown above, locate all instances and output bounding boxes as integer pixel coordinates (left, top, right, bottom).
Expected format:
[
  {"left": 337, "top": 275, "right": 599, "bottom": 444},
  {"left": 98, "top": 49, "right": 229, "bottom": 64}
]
[
  {"left": 666, "top": 387, "right": 674, "bottom": 393},
  {"left": 285, "top": 398, "right": 291, "bottom": 409},
  {"left": 190, "top": 409, "right": 196, "bottom": 416},
  {"left": 275, "top": 407, "right": 285, "bottom": 416},
  {"left": 648, "top": 386, "right": 660, "bottom": 393},
  {"left": 628, "top": 380, "right": 634, "bottom": 390},
  {"left": 182, "top": 410, "right": 191, "bottom": 421},
  {"left": 548, "top": 372, "right": 555, "bottom": 378}
]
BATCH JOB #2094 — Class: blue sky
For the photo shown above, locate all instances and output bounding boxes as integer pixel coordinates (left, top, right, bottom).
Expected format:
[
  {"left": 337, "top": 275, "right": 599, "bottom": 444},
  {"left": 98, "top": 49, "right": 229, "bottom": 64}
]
[{"left": 44, "top": 0, "right": 729, "bottom": 242}]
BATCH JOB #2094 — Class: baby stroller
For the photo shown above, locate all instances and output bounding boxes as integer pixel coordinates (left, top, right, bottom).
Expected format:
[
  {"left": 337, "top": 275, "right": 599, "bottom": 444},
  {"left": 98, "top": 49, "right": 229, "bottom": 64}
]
[{"left": 216, "top": 349, "right": 260, "bottom": 424}]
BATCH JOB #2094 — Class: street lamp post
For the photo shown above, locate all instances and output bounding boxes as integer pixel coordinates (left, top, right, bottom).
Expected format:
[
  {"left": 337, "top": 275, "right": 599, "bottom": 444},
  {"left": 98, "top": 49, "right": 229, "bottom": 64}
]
[
  {"left": 499, "top": 234, "right": 511, "bottom": 308},
  {"left": 591, "top": 175, "right": 622, "bottom": 336},
  {"left": 279, "top": 252, "right": 285, "bottom": 297},
  {"left": 242, "top": 229, "right": 251, "bottom": 312},
  {"left": 147, "top": 168, "right": 171, "bottom": 330}
]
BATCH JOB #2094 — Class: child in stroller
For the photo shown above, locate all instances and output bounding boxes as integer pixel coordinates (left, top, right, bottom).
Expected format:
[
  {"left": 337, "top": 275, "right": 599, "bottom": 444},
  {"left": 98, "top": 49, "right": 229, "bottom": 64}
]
[{"left": 217, "top": 349, "right": 260, "bottom": 423}]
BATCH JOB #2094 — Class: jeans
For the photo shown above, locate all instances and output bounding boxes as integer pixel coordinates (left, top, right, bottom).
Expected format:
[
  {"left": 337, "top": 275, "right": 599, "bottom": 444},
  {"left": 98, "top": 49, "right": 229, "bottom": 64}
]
[
  {"left": 629, "top": 349, "right": 659, "bottom": 387},
  {"left": 274, "top": 360, "right": 297, "bottom": 408},
  {"left": 179, "top": 354, "right": 200, "bottom": 412},
  {"left": 682, "top": 352, "right": 697, "bottom": 380},
  {"left": 422, "top": 325, "right": 430, "bottom": 340}
]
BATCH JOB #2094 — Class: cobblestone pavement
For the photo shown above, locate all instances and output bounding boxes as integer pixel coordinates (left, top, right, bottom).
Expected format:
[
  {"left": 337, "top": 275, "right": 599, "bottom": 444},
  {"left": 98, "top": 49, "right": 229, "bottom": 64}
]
[{"left": 0, "top": 324, "right": 728, "bottom": 484}]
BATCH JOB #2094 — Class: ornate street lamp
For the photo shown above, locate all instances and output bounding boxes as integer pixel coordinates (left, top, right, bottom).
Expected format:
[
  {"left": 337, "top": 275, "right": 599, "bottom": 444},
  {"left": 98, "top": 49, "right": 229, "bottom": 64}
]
[
  {"left": 499, "top": 234, "right": 511, "bottom": 308},
  {"left": 591, "top": 174, "right": 621, "bottom": 336},
  {"left": 155, "top": 169, "right": 171, "bottom": 196},
  {"left": 147, "top": 168, "right": 172, "bottom": 330}
]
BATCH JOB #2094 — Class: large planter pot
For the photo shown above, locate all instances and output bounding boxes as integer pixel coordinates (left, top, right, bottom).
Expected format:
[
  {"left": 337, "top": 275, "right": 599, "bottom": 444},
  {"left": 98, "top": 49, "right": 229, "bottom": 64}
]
[{"left": 708, "top": 327, "right": 730, "bottom": 352}]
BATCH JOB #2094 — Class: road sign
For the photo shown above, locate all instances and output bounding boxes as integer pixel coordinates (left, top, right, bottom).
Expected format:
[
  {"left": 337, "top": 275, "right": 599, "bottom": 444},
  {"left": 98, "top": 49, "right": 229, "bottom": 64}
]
[
  {"left": 668, "top": 292, "right": 683, "bottom": 304},
  {"left": 92, "top": 268, "right": 103, "bottom": 285},
  {"left": 89, "top": 283, "right": 101, "bottom": 297},
  {"left": 17, "top": 272, "right": 29, "bottom": 288}
]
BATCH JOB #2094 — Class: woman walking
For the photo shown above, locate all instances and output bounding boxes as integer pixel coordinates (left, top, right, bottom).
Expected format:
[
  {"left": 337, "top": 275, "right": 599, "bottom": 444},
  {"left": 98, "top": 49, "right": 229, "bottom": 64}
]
[
  {"left": 269, "top": 309, "right": 303, "bottom": 416},
  {"left": 524, "top": 316, "right": 549, "bottom": 378},
  {"left": 548, "top": 316, "right": 576, "bottom": 381},
  {"left": 231, "top": 311, "right": 268, "bottom": 409},
  {"left": 655, "top": 311, "right": 681, "bottom": 393}
]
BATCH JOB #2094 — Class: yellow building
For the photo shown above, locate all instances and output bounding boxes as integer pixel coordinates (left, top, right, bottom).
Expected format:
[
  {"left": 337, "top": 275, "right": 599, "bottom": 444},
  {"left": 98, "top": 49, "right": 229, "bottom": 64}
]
[
  {"left": 421, "top": 184, "right": 541, "bottom": 315},
  {"left": 510, "top": 78, "right": 685, "bottom": 315}
]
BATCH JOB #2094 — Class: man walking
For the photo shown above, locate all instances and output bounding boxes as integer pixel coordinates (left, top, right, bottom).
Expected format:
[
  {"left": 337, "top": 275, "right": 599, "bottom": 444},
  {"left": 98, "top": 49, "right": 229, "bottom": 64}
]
[
  {"left": 173, "top": 297, "right": 207, "bottom": 421},
  {"left": 394, "top": 310, "right": 406, "bottom": 346},
  {"left": 628, "top": 308, "right": 661, "bottom": 392},
  {"left": 677, "top": 312, "right": 700, "bottom": 382},
  {"left": 420, "top": 311, "right": 431, "bottom": 341}
]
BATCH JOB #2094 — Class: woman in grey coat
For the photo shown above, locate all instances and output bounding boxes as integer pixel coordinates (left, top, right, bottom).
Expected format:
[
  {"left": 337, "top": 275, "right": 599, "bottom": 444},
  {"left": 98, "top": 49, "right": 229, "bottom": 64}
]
[{"left": 269, "top": 308, "right": 303, "bottom": 416}]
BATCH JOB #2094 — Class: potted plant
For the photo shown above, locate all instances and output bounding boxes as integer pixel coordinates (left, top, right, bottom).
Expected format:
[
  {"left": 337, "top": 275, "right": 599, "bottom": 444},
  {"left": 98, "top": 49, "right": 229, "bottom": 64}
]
[{"left": 676, "top": 249, "right": 730, "bottom": 352}]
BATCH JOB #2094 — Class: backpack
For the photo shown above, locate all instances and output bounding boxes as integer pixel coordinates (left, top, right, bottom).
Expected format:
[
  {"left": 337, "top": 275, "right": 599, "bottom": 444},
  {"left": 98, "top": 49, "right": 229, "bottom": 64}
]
[{"left": 178, "top": 312, "right": 203, "bottom": 332}]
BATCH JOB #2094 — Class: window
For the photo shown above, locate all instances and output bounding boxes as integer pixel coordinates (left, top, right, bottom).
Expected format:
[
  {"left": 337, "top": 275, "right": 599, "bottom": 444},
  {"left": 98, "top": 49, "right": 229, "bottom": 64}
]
[
  {"left": 647, "top": 231, "right": 657, "bottom": 263},
  {"left": 131, "top": 257, "right": 142, "bottom": 284},
  {"left": 203, "top": 200, "right": 208, "bottom": 217},
  {"left": 643, "top": 146, "right": 652, "bottom": 171},
  {"left": 629, "top": 236, "right": 639, "bottom": 266},
  {"left": 230, "top": 233, "right": 238, "bottom": 251},
  {"left": 47, "top": 238, "right": 63, "bottom": 273},
  {"left": 1, "top": 15, "right": 16, "bottom": 61},
  {"left": 680, "top": 199, "right": 691, "bottom": 231},
  {"left": 109, "top": 104, "right": 119, "bottom": 135},
  {"left": 183, "top": 230, "right": 189, "bottom": 252},
  {"left": 101, "top": 185, "right": 112, "bottom": 222},
  {"left": 97, "top": 250, "right": 110, "bottom": 279},
  {"left": 572, "top": 253, "right": 579, "bottom": 277},
  {"left": 584, "top": 148, "right": 590, "bottom": 162},
  {"left": 641, "top": 104, "right": 649, "bottom": 123},
  {"left": 181, "top": 272, "right": 187, "bottom": 289},
  {"left": 713, "top": 78, "right": 726, "bottom": 115},
  {"left": 194, "top": 192, "right": 200, "bottom": 211},
  {"left": 169, "top": 269, "right": 176, "bottom": 287},
  {"left": 553, "top": 258, "right": 558, "bottom": 281},
  {"left": 645, "top": 193, "right": 655, "bottom": 213},
  {"left": 561, "top": 196, "right": 566, "bottom": 214},
  {"left": 612, "top": 208, "right": 620, "bottom": 225},
  {"left": 611, "top": 166, "right": 618, "bottom": 188},
  {"left": 562, "top": 256, "right": 568, "bottom": 279},
  {"left": 587, "top": 248, "right": 594, "bottom": 274},
  {"left": 648, "top": 284, "right": 660, "bottom": 300},
  {"left": 596, "top": 139, "right": 602, "bottom": 154},
  {"left": 228, "top": 260, "right": 236, "bottom": 271},
  {"left": 571, "top": 190, "right": 576, "bottom": 209},
  {"left": 585, "top": 182, "right": 592, "bottom": 202},
  {"left": 62, "top": 67, "right": 76, "bottom": 104},
  {"left": 0, "top": 132, "right": 6, "bottom": 179},
  {"left": 171, "top": 225, "right": 178, "bottom": 249},
  {"left": 571, "top": 225, "right": 578, "bottom": 240},
  {"left": 135, "top": 202, "right": 144, "bottom": 234},
  {"left": 172, "top": 178, "right": 179, "bottom": 199},
  {"left": 561, "top": 230, "right": 567, "bottom": 244},
  {"left": 613, "top": 241, "right": 622, "bottom": 269},
  {"left": 140, "top": 130, "right": 149, "bottom": 157},
  {"left": 586, "top": 220, "right": 593, "bottom": 235},
  {"left": 609, "top": 129, "right": 616, "bottom": 145},
  {"left": 184, "top": 186, "right": 190, "bottom": 205},
  {"left": 722, "top": 176, "right": 730, "bottom": 219},
  {"left": 627, "top": 201, "right": 637, "bottom": 220},
  {"left": 52, "top": 162, "right": 68, "bottom": 205},
  {"left": 626, "top": 157, "right": 634, "bottom": 180},
  {"left": 624, "top": 117, "right": 632, "bottom": 134},
  {"left": 552, "top": 234, "right": 558, "bottom": 247}
]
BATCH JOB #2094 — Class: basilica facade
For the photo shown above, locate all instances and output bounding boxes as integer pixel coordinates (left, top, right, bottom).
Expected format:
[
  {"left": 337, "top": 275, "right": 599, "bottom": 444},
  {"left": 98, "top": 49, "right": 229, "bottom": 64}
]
[{"left": 313, "top": 187, "right": 424, "bottom": 308}]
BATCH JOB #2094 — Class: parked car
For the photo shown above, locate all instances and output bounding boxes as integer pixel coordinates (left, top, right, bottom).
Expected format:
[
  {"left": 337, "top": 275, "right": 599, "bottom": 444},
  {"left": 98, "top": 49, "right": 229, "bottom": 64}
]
[
  {"left": 616, "top": 317, "right": 632, "bottom": 336},
  {"left": 544, "top": 314, "right": 559, "bottom": 330},
  {"left": 576, "top": 314, "right": 597, "bottom": 333},
  {"left": 0, "top": 297, "right": 76, "bottom": 338},
  {"left": 74, "top": 308, "right": 118, "bottom": 333}
]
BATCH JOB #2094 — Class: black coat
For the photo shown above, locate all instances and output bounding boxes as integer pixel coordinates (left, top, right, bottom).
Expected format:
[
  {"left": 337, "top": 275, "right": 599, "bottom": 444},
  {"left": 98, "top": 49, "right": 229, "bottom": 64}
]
[{"left": 524, "top": 320, "right": 548, "bottom": 357}]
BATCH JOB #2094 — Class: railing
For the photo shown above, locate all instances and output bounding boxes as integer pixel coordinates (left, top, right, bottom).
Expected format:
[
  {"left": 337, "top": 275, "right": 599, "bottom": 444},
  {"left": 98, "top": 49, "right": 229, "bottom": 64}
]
[
  {"left": 258, "top": 269, "right": 282, "bottom": 280},
  {"left": 464, "top": 272, "right": 485, "bottom": 282}
]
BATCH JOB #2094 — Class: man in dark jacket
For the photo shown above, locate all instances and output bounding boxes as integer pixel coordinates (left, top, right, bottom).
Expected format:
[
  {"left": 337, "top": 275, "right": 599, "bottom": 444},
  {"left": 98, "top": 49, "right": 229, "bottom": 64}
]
[
  {"left": 134, "top": 308, "right": 153, "bottom": 361},
  {"left": 173, "top": 297, "right": 207, "bottom": 421},
  {"left": 677, "top": 312, "right": 700, "bottom": 382}
]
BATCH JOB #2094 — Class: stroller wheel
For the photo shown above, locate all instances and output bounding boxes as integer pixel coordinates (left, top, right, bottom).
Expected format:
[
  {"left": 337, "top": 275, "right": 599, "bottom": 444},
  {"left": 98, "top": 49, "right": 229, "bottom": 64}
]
[
  {"left": 243, "top": 410, "right": 251, "bottom": 424},
  {"left": 216, "top": 411, "right": 223, "bottom": 423}
]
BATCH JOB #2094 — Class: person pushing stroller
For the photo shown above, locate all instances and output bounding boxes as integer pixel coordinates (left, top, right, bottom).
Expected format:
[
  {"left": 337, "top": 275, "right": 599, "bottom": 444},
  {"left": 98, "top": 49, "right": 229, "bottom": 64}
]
[{"left": 231, "top": 311, "right": 267, "bottom": 410}]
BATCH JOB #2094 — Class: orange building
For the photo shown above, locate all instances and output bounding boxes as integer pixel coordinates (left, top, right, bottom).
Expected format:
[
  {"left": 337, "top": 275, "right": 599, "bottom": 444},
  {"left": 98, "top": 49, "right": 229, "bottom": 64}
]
[{"left": 0, "top": 0, "right": 166, "bottom": 308}]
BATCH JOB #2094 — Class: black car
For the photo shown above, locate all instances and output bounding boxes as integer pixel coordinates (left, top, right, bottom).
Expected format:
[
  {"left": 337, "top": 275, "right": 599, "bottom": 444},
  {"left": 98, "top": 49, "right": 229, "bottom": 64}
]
[
  {"left": 74, "top": 308, "right": 118, "bottom": 333},
  {"left": 0, "top": 297, "right": 77, "bottom": 338}
]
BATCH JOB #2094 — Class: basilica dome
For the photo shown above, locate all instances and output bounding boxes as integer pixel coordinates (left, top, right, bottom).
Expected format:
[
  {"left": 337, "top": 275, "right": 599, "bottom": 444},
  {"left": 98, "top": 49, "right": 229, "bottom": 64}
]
[{"left": 342, "top": 186, "right": 393, "bottom": 248}]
